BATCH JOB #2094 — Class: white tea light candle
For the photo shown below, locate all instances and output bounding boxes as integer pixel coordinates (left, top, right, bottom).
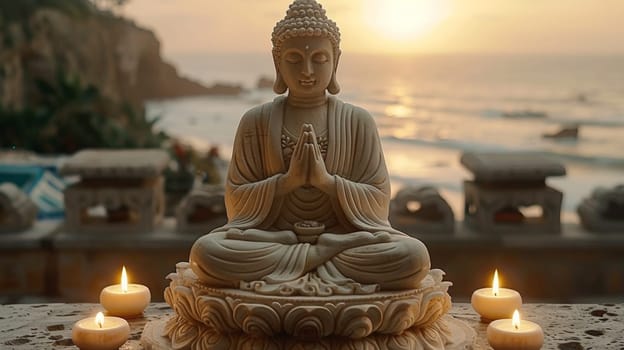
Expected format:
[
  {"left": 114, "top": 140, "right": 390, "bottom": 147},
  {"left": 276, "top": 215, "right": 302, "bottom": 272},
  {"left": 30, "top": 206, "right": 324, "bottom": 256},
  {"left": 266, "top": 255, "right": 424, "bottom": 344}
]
[
  {"left": 100, "top": 266, "right": 151, "bottom": 318},
  {"left": 471, "top": 269, "right": 522, "bottom": 322},
  {"left": 487, "top": 310, "right": 544, "bottom": 350},
  {"left": 72, "top": 312, "right": 129, "bottom": 350}
]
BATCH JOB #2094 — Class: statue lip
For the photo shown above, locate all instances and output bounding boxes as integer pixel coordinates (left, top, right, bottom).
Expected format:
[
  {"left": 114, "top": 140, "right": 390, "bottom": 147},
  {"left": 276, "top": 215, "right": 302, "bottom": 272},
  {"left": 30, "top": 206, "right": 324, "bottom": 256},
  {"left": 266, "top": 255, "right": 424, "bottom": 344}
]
[{"left": 299, "top": 79, "right": 316, "bottom": 86}]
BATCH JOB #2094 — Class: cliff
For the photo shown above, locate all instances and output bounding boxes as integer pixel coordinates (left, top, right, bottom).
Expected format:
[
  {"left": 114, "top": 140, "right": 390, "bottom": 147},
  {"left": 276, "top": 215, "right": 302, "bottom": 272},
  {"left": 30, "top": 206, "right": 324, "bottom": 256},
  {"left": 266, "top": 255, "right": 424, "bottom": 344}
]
[{"left": 0, "top": 4, "right": 241, "bottom": 110}]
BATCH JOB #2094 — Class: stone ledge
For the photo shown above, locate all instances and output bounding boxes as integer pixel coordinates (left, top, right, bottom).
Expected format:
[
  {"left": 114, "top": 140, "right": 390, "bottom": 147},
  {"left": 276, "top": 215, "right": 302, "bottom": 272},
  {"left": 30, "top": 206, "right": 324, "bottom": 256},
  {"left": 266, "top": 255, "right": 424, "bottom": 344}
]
[{"left": 0, "top": 303, "right": 622, "bottom": 349}]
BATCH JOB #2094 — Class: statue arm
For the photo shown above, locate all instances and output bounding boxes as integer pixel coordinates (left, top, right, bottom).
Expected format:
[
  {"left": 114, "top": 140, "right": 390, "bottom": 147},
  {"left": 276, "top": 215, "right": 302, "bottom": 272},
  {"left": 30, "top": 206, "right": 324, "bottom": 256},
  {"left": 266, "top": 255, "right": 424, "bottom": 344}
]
[
  {"left": 223, "top": 108, "right": 283, "bottom": 227},
  {"left": 331, "top": 107, "right": 398, "bottom": 233}
]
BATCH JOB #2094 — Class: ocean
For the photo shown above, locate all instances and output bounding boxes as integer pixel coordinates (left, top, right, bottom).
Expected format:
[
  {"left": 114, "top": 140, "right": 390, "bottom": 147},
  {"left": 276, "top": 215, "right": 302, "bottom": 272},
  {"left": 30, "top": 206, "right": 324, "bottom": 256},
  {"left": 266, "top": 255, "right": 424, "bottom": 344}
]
[{"left": 147, "top": 53, "right": 624, "bottom": 220}]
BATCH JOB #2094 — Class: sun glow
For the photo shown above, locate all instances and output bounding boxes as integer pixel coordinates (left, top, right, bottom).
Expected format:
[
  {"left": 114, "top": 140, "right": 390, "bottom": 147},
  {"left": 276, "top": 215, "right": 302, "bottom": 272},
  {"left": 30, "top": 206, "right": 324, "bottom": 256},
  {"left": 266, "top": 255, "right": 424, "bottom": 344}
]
[{"left": 363, "top": 0, "right": 448, "bottom": 41}]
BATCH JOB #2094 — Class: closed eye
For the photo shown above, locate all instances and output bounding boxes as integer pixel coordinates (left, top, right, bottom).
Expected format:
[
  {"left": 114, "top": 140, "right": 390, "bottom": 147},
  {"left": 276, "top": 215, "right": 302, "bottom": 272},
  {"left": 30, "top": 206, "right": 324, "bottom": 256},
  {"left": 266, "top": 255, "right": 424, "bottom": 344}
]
[
  {"left": 313, "top": 53, "right": 328, "bottom": 63},
  {"left": 285, "top": 52, "right": 302, "bottom": 64}
]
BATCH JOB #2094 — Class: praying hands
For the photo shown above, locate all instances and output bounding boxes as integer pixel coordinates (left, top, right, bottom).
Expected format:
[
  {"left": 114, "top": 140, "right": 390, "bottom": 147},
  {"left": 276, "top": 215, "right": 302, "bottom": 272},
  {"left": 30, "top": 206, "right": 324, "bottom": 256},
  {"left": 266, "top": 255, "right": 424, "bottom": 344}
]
[{"left": 279, "top": 123, "right": 336, "bottom": 195}]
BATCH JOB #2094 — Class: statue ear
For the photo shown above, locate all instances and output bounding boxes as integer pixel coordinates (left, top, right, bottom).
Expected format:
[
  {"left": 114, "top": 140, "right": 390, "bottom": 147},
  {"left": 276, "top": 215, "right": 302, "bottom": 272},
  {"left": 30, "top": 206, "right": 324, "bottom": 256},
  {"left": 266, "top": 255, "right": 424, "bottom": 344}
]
[
  {"left": 273, "top": 60, "right": 288, "bottom": 94},
  {"left": 327, "top": 50, "right": 341, "bottom": 95}
]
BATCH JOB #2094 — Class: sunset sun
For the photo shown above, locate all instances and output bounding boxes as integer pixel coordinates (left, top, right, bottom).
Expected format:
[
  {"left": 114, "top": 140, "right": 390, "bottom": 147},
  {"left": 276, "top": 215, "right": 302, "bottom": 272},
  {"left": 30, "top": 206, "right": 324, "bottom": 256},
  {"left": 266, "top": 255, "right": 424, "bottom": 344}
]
[{"left": 363, "top": 0, "right": 448, "bottom": 41}]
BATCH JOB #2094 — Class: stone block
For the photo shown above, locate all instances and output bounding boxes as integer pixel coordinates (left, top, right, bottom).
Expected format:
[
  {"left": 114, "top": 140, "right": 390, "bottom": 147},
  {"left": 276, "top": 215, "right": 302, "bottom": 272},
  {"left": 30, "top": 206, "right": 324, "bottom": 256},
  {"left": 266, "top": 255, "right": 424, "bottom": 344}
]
[
  {"left": 0, "top": 182, "right": 38, "bottom": 233},
  {"left": 389, "top": 186, "right": 455, "bottom": 234},
  {"left": 578, "top": 184, "right": 624, "bottom": 233},
  {"left": 175, "top": 185, "right": 227, "bottom": 234}
]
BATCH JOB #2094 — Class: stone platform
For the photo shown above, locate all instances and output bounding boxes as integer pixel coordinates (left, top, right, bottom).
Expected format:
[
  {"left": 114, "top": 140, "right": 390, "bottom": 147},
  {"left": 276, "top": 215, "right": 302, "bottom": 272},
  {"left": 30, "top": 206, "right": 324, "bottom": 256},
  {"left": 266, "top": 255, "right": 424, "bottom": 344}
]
[
  {"left": 1, "top": 303, "right": 623, "bottom": 349},
  {"left": 158, "top": 264, "right": 468, "bottom": 348}
]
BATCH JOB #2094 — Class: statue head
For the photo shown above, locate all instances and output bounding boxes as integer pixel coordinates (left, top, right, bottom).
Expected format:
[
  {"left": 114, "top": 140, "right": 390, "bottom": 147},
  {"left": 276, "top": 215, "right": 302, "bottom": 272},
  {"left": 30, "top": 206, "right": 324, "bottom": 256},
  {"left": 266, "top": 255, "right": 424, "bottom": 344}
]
[{"left": 271, "top": 0, "right": 341, "bottom": 95}]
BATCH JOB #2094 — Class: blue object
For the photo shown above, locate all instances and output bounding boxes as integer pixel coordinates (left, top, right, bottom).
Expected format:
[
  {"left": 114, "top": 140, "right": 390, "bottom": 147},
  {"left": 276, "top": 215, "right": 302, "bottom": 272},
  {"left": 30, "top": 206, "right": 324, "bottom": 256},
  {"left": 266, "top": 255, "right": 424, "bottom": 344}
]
[{"left": 0, "top": 165, "right": 66, "bottom": 219}]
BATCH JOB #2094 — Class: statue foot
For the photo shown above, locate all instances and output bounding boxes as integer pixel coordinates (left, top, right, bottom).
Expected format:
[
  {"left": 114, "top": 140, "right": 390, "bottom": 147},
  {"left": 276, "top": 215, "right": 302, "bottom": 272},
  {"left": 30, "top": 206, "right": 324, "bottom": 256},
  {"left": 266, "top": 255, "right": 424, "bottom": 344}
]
[{"left": 317, "top": 231, "right": 391, "bottom": 252}]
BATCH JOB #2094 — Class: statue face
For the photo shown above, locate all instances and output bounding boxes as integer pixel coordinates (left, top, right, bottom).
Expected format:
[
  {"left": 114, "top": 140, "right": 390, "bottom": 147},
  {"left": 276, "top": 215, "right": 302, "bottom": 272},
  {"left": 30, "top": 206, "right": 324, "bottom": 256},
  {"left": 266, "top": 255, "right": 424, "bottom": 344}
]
[{"left": 279, "top": 36, "right": 334, "bottom": 97}]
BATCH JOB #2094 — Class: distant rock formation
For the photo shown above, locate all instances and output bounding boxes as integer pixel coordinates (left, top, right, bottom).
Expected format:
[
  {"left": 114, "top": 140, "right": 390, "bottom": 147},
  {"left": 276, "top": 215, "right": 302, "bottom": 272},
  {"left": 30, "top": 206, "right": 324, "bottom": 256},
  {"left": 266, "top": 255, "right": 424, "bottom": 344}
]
[
  {"left": 543, "top": 124, "right": 579, "bottom": 139},
  {"left": 0, "top": 6, "right": 241, "bottom": 110},
  {"left": 256, "top": 75, "right": 274, "bottom": 90}
]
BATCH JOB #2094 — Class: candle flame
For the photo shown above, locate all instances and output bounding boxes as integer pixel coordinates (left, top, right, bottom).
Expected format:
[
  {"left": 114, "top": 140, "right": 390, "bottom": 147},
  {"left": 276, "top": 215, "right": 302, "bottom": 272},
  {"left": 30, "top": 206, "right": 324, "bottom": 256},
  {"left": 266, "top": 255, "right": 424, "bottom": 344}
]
[
  {"left": 95, "top": 312, "right": 104, "bottom": 328},
  {"left": 512, "top": 309, "right": 520, "bottom": 330},
  {"left": 121, "top": 266, "right": 128, "bottom": 293},
  {"left": 492, "top": 269, "right": 499, "bottom": 296}
]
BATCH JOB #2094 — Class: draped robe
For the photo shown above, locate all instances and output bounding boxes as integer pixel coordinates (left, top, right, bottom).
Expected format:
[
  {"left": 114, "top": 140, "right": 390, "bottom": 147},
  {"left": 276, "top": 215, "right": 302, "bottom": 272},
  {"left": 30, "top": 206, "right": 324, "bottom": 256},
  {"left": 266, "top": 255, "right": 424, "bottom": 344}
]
[{"left": 190, "top": 96, "right": 430, "bottom": 293}]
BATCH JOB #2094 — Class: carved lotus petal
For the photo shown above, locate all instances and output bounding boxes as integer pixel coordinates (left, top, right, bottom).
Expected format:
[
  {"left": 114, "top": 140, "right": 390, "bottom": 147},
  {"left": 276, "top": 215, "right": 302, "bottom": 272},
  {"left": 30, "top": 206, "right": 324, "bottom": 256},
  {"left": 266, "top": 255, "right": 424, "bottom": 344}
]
[
  {"left": 233, "top": 303, "right": 281, "bottom": 337},
  {"left": 377, "top": 298, "right": 420, "bottom": 334},
  {"left": 164, "top": 286, "right": 175, "bottom": 308},
  {"left": 192, "top": 327, "right": 232, "bottom": 350},
  {"left": 167, "top": 318, "right": 199, "bottom": 350},
  {"left": 384, "top": 330, "right": 424, "bottom": 350},
  {"left": 196, "top": 295, "right": 238, "bottom": 333},
  {"left": 421, "top": 324, "right": 445, "bottom": 348},
  {"left": 335, "top": 304, "right": 382, "bottom": 339},
  {"left": 172, "top": 285, "right": 199, "bottom": 323},
  {"left": 284, "top": 306, "right": 334, "bottom": 339},
  {"left": 413, "top": 293, "right": 450, "bottom": 328}
]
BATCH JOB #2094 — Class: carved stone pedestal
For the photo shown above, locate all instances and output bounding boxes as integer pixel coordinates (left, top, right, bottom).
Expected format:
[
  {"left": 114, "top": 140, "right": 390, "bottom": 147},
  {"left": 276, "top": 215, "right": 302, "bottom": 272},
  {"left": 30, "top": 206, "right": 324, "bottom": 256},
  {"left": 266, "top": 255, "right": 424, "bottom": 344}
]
[
  {"left": 61, "top": 149, "right": 169, "bottom": 234},
  {"left": 141, "top": 314, "right": 474, "bottom": 350},
  {"left": 461, "top": 152, "right": 566, "bottom": 234},
  {"left": 140, "top": 263, "right": 475, "bottom": 349}
]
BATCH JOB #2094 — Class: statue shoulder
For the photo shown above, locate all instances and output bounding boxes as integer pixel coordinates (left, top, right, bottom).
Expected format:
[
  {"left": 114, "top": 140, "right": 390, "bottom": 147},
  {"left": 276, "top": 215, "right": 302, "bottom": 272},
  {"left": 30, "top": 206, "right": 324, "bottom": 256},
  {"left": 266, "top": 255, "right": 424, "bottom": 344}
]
[
  {"left": 346, "top": 102, "right": 377, "bottom": 129},
  {"left": 238, "top": 100, "right": 276, "bottom": 127},
  {"left": 332, "top": 97, "right": 376, "bottom": 126}
]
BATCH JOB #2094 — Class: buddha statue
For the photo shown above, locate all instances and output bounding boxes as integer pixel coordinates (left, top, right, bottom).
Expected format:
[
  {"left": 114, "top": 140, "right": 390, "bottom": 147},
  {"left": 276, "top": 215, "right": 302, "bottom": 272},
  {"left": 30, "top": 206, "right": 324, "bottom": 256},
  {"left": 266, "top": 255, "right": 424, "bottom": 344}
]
[
  {"left": 189, "top": 0, "right": 431, "bottom": 294},
  {"left": 149, "top": 1, "right": 474, "bottom": 347}
]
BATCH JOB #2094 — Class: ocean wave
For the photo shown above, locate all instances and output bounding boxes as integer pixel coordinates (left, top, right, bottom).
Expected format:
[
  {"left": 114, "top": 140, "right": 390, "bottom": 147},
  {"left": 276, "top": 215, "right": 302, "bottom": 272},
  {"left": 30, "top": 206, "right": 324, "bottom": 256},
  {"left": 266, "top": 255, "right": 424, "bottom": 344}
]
[
  {"left": 382, "top": 135, "right": 624, "bottom": 167},
  {"left": 544, "top": 116, "right": 624, "bottom": 128}
]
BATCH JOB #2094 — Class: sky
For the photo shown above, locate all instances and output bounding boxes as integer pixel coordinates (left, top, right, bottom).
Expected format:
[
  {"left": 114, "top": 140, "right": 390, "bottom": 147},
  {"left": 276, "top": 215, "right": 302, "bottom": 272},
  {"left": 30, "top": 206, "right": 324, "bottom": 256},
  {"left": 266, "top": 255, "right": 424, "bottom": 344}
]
[{"left": 123, "top": 0, "right": 624, "bottom": 57}]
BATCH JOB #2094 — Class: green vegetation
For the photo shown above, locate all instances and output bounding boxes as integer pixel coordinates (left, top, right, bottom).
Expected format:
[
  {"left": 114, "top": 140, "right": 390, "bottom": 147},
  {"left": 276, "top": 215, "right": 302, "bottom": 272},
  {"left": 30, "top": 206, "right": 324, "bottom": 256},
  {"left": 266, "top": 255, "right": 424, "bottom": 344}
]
[
  {"left": 0, "top": 0, "right": 169, "bottom": 156},
  {"left": 0, "top": 71, "right": 167, "bottom": 154},
  {"left": 0, "top": 0, "right": 94, "bottom": 22}
]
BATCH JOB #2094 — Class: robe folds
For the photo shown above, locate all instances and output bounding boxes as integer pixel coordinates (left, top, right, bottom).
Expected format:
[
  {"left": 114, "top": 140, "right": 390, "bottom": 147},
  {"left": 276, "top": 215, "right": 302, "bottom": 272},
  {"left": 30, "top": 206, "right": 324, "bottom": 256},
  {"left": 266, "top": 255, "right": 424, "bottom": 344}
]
[{"left": 190, "top": 96, "right": 431, "bottom": 293}]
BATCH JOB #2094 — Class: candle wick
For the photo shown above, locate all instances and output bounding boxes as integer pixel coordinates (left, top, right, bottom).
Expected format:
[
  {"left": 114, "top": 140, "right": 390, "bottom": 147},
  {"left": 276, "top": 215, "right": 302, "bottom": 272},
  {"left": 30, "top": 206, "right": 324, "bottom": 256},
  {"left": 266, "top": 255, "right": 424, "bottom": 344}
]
[
  {"left": 494, "top": 292, "right": 498, "bottom": 297},
  {"left": 99, "top": 323, "right": 102, "bottom": 329},
  {"left": 515, "top": 324, "right": 518, "bottom": 330}
]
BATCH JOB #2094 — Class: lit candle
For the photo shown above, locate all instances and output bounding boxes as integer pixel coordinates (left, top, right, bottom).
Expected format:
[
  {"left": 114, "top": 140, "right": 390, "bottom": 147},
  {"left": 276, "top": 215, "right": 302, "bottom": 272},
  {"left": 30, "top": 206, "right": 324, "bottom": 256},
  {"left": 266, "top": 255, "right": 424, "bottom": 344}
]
[
  {"left": 471, "top": 269, "right": 522, "bottom": 322},
  {"left": 100, "top": 266, "right": 151, "bottom": 318},
  {"left": 487, "top": 310, "right": 544, "bottom": 350},
  {"left": 72, "top": 312, "right": 130, "bottom": 350}
]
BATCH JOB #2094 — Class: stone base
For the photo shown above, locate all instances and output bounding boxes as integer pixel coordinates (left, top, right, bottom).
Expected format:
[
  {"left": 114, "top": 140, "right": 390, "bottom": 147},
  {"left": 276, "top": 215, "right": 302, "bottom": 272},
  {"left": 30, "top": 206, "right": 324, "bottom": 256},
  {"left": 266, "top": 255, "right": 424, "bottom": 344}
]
[
  {"left": 157, "top": 263, "right": 469, "bottom": 349},
  {"left": 141, "top": 315, "right": 475, "bottom": 350}
]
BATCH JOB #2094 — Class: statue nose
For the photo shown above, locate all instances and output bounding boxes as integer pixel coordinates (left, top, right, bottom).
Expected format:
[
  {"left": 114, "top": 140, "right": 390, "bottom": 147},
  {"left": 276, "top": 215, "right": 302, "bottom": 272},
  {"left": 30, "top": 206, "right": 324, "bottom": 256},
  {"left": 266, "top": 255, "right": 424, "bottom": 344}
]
[{"left": 301, "top": 59, "right": 314, "bottom": 77}]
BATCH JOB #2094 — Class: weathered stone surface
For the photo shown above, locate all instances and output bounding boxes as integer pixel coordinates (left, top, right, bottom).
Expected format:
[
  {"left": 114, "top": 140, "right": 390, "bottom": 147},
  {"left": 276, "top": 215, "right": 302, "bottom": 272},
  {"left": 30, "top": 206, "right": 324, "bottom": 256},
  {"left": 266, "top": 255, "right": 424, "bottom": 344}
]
[{"left": 0, "top": 303, "right": 622, "bottom": 349}]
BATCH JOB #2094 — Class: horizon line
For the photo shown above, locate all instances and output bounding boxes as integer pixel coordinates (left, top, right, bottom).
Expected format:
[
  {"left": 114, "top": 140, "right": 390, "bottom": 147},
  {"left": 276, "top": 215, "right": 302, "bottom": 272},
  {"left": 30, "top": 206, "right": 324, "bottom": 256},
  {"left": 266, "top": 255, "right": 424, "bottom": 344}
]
[{"left": 167, "top": 50, "right": 624, "bottom": 58}]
